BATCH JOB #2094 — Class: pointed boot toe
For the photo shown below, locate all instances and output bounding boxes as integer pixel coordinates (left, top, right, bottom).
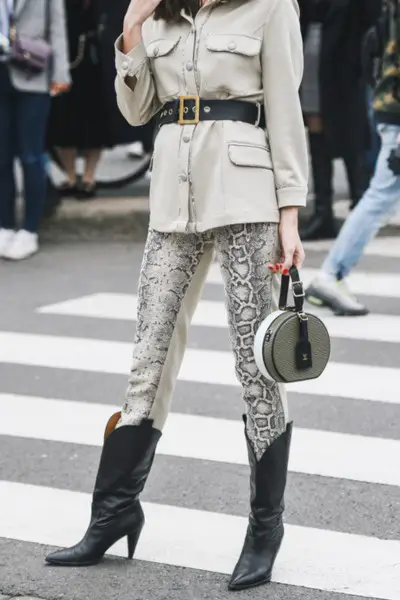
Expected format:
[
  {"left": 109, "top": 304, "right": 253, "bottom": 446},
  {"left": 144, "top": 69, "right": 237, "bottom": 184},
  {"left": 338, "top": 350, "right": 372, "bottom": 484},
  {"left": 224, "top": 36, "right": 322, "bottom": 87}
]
[
  {"left": 45, "top": 414, "right": 160, "bottom": 567},
  {"left": 228, "top": 524, "right": 284, "bottom": 590},
  {"left": 45, "top": 544, "right": 100, "bottom": 567},
  {"left": 229, "top": 421, "right": 292, "bottom": 591},
  {"left": 228, "top": 563, "right": 270, "bottom": 590}
]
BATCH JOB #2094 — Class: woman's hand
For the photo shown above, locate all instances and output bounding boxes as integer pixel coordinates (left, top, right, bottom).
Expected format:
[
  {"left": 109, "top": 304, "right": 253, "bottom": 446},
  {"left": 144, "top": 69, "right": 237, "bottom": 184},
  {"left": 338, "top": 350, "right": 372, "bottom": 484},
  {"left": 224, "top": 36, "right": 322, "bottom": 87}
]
[
  {"left": 50, "top": 82, "right": 71, "bottom": 97},
  {"left": 269, "top": 207, "right": 305, "bottom": 275},
  {"left": 123, "top": 0, "right": 164, "bottom": 52}
]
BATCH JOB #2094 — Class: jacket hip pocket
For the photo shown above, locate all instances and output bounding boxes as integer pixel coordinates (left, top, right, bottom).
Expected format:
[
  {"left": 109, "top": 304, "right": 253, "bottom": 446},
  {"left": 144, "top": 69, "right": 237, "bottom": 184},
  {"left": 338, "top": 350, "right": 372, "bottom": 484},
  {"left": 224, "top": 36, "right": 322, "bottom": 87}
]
[{"left": 224, "top": 142, "right": 278, "bottom": 212}]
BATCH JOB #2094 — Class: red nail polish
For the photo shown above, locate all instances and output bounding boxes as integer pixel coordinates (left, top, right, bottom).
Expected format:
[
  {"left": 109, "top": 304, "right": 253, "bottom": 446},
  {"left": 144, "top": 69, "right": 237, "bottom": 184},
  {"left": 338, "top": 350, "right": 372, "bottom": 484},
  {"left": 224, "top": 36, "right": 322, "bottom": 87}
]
[
  {"left": 282, "top": 268, "right": 289, "bottom": 275},
  {"left": 275, "top": 263, "right": 280, "bottom": 269}
]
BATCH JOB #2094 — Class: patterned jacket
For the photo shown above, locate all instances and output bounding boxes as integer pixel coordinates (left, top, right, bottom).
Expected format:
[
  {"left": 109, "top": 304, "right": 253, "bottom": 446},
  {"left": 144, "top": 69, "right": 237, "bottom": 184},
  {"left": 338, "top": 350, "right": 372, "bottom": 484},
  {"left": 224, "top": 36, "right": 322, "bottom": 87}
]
[{"left": 373, "top": 0, "right": 400, "bottom": 124}]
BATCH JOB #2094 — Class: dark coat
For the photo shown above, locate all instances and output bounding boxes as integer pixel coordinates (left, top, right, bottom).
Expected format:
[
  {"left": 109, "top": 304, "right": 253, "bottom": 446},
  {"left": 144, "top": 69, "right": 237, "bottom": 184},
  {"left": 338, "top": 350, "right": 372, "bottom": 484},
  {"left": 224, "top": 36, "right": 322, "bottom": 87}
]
[
  {"left": 62, "top": 0, "right": 136, "bottom": 147},
  {"left": 299, "top": 0, "right": 382, "bottom": 158},
  {"left": 93, "top": 0, "right": 139, "bottom": 146}
]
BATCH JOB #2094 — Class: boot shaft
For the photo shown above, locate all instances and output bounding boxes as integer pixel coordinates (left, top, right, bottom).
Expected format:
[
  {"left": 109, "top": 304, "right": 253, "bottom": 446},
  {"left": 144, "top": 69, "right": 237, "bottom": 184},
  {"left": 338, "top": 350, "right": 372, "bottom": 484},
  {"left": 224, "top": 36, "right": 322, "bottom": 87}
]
[{"left": 244, "top": 421, "right": 293, "bottom": 523}]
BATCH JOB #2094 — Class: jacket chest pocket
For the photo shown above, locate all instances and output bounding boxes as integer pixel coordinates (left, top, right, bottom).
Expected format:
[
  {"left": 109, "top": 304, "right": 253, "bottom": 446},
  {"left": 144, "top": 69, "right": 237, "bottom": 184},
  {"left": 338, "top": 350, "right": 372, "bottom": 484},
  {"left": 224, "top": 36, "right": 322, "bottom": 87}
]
[
  {"left": 201, "top": 33, "right": 262, "bottom": 95},
  {"left": 146, "top": 38, "right": 181, "bottom": 101}
]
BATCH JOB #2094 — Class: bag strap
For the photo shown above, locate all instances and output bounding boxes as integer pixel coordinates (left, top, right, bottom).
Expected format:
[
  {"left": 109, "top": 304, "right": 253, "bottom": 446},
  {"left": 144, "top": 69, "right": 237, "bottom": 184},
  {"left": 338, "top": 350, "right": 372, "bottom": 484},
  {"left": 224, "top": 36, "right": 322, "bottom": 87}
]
[
  {"left": 278, "top": 265, "right": 305, "bottom": 313},
  {"left": 9, "top": 0, "right": 16, "bottom": 41},
  {"left": 45, "top": 0, "right": 50, "bottom": 42},
  {"left": 9, "top": 0, "right": 51, "bottom": 41}
]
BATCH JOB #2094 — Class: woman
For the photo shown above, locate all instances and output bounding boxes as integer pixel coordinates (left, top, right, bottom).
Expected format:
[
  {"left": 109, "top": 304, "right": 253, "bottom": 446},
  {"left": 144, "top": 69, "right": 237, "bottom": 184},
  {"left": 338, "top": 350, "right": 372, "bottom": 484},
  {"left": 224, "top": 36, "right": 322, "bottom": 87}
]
[
  {"left": 299, "top": 0, "right": 382, "bottom": 241},
  {"left": 48, "top": 0, "right": 138, "bottom": 199},
  {"left": 45, "top": 0, "right": 308, "bottom": 591},
  {"left": 0, "top": 0, "right": 70, "bottom": 260}
]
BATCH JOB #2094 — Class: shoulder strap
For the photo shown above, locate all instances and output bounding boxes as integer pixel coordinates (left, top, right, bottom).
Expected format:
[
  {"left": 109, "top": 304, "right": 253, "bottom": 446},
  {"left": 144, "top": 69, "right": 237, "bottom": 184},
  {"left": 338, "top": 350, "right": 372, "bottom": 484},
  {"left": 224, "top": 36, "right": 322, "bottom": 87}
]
[
  {"left": 45, "top": 0, "right": 50, "bottom": 42},
  {"left": 9, "top": 0, "right": 51, "bottom": 42}
]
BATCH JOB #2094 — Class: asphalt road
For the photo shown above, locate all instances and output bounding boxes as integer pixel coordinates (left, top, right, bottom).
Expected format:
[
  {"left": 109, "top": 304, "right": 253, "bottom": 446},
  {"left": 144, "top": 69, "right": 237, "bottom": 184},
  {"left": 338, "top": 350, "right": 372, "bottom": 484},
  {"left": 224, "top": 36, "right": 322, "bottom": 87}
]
[{"left": 0, "top": 235, "right": 399, "bottom": 600}]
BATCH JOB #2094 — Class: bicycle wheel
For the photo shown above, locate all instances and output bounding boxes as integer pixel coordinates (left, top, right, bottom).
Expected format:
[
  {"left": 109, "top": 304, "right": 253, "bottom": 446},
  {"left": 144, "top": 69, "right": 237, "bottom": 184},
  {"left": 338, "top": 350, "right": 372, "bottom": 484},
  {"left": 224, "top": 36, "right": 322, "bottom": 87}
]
[{"left": 48, "top": 145, "right": 151, "bottom": 190}]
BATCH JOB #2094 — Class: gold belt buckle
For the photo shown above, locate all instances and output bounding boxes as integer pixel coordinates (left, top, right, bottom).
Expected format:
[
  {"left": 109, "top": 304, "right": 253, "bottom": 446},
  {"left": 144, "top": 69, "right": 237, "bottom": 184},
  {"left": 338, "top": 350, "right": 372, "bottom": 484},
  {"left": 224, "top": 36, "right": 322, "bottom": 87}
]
[{"left": 178, "top": 95, "right": 200, "bottom": 125}]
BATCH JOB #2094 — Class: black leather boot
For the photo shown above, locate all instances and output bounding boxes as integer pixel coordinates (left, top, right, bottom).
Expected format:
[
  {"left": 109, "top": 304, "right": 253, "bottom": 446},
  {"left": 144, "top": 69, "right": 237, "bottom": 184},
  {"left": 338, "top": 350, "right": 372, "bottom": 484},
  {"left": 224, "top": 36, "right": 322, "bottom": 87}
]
[
  {"left": 228, "top": 420, "right": 293, "bottom": 591},
  {"left": 45, "top": 413, "right": 161, "bottom": 566},
  {"left": 300, "top": 132, "right": 337, "bottom": 240}
]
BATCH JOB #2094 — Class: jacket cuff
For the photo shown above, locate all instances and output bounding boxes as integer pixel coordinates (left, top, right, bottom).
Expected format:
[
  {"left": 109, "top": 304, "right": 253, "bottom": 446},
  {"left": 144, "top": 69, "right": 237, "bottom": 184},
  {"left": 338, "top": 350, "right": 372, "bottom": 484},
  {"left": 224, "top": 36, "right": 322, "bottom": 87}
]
[
  {"left": 115, "top": 34, "right": 148, "bottom": 79},
  {"left": 277, "top": 186, "right": 308, "bottom": 209}
]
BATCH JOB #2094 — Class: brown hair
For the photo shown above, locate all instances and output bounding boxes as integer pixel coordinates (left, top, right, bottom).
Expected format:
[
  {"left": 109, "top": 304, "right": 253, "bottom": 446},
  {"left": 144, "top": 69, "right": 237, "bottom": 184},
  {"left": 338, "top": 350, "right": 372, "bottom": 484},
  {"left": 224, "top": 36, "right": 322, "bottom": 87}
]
[{"left": 154, "top": 0, "right": 200, "bottom": 22}]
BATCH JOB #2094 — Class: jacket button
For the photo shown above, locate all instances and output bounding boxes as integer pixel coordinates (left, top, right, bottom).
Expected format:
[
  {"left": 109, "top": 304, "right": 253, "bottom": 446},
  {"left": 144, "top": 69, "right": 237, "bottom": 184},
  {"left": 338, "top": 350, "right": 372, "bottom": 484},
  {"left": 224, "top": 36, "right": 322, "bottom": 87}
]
[
  {"left": 180, "top": 174, "right": 188, "bottom": 182},
  {"left": 153, "top": 47, "right": 159, "bottom": 56},
  {"left": 183, "top": 135, "right": 190, "bottom": 143},
  {"left": 122, "top": 61, "right": 128, "bottom": 70},
  {"left": 186, "top": 61, "right": 194, "bottom": 71},
  {"left": 228, "top": 41, "right": 237, "bottom": 51}
]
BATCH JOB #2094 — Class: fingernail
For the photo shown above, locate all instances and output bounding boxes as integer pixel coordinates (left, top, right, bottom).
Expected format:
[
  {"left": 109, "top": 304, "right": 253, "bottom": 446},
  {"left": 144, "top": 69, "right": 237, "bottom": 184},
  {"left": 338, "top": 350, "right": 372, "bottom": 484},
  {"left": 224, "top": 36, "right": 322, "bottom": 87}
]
[
  {"left": 282, "top": 268, "right": 289, "bottom": 275},
  {"left": 275, "top": 263, "right": 281, "bottom": 269},
  {"left": 268, "top": 265, "right": 275, "bottom": 271}
]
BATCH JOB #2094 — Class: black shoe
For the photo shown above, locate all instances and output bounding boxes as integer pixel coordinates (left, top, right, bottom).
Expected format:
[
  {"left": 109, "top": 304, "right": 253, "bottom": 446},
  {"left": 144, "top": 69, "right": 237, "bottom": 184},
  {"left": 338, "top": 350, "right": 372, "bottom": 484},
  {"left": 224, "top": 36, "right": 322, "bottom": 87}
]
[
  {"left": 301, "top": 132, "right": 337, "bottom": 241},
  {"left": 229, "top": 420, "right": 293, "bottom": 591},
  {"left": 300, "top": 214, "right": 338, "bottom": 240},
  {"left": 45, "top": 414, "right": 161, "bottom": 566},
  {"left": 77, "top": 181, "right": 97, "bottom": 201},
  {"left": 58, "top": 182, "right": 78, "bottom": 198}
]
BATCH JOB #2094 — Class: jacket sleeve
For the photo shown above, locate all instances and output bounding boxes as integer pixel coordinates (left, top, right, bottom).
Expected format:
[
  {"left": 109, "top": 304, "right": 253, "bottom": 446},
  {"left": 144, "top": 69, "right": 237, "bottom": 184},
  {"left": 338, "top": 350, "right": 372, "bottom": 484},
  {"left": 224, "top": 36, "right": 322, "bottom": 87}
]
[
  {"left": 49, "top": 0, "right": 71, "bottom": 85},
  {"left": 262, "top": 0, "right": 309, "bottom": 209},
  {"left": 114, "top": 33, "right": 162, "bottom": 126}
]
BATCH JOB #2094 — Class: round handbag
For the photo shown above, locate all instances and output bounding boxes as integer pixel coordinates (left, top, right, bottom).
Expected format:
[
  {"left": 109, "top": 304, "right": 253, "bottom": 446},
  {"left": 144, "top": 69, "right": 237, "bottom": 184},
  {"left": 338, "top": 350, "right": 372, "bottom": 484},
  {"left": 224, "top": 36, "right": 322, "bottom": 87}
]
[{"left": 254, "top": 266, "right": 331, "bottom": 383}]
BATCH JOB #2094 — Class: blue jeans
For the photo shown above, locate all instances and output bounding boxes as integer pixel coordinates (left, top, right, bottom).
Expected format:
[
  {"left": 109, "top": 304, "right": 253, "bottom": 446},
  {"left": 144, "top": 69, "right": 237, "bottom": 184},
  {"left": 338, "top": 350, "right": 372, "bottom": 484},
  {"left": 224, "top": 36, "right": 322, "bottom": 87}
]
[
  {"left": 322, "top": 124, "right": 400, "bottom": 278},
  {"left": 0, "top": 73, "right": 50, "bottom": 233}
]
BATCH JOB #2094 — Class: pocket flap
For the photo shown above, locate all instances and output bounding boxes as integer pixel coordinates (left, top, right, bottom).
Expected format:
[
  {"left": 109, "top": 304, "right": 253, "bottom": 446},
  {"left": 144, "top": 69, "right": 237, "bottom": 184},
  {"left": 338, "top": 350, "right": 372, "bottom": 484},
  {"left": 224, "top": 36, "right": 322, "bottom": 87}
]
[
  {"left": 228, "top": 143, "right": 273, "bottom": 169},
  {"left": 206, "top": 33, "right": 261, "bottom": 57},
  {"left": 146, "top": 38, "right": 180, "bottom": 58}
]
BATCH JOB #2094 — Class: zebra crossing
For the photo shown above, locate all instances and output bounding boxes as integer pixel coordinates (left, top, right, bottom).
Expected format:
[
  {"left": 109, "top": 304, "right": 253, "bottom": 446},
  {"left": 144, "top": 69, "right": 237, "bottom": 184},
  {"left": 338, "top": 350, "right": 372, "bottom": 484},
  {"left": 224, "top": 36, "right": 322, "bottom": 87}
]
[{"left": 0, "top": 237, "right": 399, "bottom": 600}]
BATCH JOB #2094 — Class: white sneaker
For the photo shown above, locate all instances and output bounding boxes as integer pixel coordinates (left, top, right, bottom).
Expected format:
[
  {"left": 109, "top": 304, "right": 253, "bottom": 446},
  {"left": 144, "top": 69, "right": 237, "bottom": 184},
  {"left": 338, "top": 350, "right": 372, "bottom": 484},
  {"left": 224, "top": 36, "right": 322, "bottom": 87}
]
[
  {"left": 0, "top": 229, "right": 15, "bottom": 257},
  {"left": 3, "top": 230, "right": 39, "bottom": 261},
  {"left": 305, "top": 272, "right": 369, "bottom": 316},
  {"left": 126, "top": 142, "right": 144, "bottom": 159}
]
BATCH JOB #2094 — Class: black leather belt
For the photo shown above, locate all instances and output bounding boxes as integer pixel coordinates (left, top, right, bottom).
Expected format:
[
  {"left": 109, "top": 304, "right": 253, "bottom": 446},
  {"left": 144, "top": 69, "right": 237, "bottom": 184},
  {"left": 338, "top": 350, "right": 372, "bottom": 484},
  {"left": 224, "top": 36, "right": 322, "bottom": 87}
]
[{"left": 157, "top": 96, "right": 266, "bottom": 129}]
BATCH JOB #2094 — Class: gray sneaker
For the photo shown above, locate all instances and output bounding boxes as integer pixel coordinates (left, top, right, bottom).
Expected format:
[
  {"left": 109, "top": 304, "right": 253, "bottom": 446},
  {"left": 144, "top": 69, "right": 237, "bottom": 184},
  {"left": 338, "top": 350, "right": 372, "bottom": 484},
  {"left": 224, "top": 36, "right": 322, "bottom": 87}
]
[{"left": 305, "top": 273, "right": 369, "bottom": 316}]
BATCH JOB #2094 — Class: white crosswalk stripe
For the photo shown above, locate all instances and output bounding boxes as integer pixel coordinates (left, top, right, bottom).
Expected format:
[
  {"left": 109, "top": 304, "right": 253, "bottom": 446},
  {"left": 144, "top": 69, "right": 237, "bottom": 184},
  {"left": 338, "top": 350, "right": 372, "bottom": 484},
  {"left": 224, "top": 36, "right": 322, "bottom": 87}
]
[
  {"left": 0, "top": 330, "right": 399, "bottom": 403},
  {"left": 1, "top": 394, "right": 399, "bottom": 486},
  {"left": 302, "top": 235, "right": 400, "bottom": 257},
  {"left": 40, "top": 292, "right": 400, "bottom": 343},
  {"left": 207, "top": 263, "right": 400, "bottom": 297},
  {"left": 2, "top": 480, "right": 400, "bottom": 600},
  {"left": 1, "top": 254, "right": 400, "bottom": 600}
]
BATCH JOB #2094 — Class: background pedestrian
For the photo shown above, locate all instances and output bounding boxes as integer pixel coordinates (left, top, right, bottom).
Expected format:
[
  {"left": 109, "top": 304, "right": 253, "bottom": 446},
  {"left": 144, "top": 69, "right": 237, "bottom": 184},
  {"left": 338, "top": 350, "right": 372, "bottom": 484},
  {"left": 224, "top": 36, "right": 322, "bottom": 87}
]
[
  {"left": 306, "top": 0, "right": 400, "bottom": 315},
  {"left": 299, "top": 0, "right": 382, "bottom": 240},
  {"left": 0, "top": 0, "right": 70, "bottom": 260},
  {"left": 48, "top": 0, "right": 136, "bottom": 200}
]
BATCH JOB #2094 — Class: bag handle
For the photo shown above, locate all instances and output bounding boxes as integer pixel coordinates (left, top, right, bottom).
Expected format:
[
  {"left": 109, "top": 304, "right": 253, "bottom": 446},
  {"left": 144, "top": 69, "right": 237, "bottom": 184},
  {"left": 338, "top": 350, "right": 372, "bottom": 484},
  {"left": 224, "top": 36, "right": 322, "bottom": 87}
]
[{"left": 278, "top": 265, "right": 305, "bottom": 313}]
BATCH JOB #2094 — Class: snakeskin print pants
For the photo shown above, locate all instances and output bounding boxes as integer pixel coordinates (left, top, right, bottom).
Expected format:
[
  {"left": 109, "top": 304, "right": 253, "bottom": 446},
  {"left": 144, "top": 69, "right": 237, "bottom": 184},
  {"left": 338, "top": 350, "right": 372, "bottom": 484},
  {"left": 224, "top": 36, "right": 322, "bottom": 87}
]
[{"left": 118, "top": 223, "right": 288, "bottom": 460}]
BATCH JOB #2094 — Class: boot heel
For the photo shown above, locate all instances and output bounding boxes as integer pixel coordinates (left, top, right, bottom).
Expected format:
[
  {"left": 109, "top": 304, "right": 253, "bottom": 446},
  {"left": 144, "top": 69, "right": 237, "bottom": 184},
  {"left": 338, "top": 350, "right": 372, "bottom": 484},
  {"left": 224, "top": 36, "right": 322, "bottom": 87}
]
[{"left": 127, "top": 523, "right": 143, "bottom": 559}]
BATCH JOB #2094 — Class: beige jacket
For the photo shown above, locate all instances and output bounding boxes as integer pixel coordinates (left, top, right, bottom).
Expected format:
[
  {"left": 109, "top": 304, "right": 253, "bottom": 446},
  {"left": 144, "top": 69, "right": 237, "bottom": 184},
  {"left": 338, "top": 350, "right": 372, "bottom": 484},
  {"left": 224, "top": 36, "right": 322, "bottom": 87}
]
[{"left": 115, "top": 0, "right": 308, "bottom": 233}]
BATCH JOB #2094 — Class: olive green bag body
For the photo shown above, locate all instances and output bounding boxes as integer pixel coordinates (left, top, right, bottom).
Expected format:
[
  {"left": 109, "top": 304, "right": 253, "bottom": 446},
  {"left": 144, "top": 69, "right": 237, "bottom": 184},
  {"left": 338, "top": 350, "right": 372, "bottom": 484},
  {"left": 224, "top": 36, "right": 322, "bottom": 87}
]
[{"left": 254, "top": 266, "right": 331, "bottom": 383}]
